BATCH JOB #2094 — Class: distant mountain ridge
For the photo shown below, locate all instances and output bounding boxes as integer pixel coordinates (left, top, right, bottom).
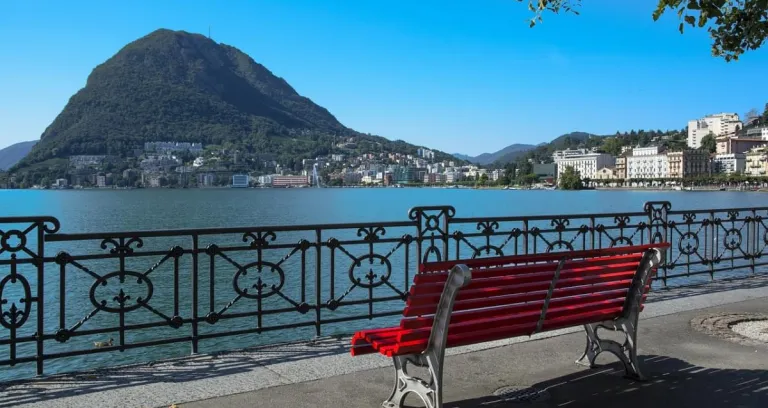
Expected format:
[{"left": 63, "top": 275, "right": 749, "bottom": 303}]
[
  {"left": 15, "top": 28, "right": 455, "bottom": 171},
  {"left": 454, "top": 143, "right": 535, "bottom": 165},
  {"left": 0, "top": 141, "right": 37, "bottom": 170}
]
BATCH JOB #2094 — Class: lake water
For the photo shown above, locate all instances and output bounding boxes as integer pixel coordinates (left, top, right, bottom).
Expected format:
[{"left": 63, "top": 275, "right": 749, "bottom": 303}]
[
  {"left": 1, "top": 188, "right": 767, "bottom": 380},
  {"left": 3, "top": 188, "right": 768, "bottom": 232}
]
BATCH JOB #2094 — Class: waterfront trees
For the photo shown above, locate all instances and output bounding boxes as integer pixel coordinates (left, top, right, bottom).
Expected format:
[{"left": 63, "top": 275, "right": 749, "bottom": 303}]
[{"left": 558, "top": 166, "right": 584, "bottom": 190}]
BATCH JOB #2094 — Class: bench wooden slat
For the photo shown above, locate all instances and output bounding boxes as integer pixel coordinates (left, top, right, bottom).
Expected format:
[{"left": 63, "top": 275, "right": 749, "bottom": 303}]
[
  {"left": 400, "top": 288, "right": 631, "bottom": 330},
  {"left": 408, "top": 261, "right": 641, "bottom": 297},
  {"left": 413, "top": 253, "right": 644, "bottom": 284},
  {"left": 404, "top": 271, "right": 637, "bottom": 316},
  {"left": 419, "top": 244, "right": 663, "bottom": 273},
  {"left": 394, "top": 298, "right": 627, "bottom": 344},
  {"left": 383, "top": 306, "right": 625, "bottom": 356}
]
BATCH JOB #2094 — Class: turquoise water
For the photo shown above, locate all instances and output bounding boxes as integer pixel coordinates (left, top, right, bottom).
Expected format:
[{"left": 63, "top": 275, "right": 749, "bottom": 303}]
[
  {"left": 0, "top": 188, "right": 766, "bottom": 379},
  {"left": 2, "top": 188, "right": 767, "bottom": 232}
]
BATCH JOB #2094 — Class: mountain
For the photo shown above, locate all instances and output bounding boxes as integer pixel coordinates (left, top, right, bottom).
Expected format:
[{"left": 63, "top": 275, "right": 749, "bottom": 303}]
[
  {"left": 452, "top": 153, "right": 474, "bottom": 162},
  {"left": 548, "top": 131, "right": 598, "bottom": 147},
  {"left": 15, "top": 29, "right": 454, "bottom": 171},
  {"left": 0, "top": 141, "right": 38, "bottom": 170},
  {"left": 455, "top": 143, "right": 535, "bottom": 165}
]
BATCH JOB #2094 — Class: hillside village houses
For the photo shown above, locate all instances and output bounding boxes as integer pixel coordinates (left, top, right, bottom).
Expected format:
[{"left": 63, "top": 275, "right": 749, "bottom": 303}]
[{"left": 34, "top": 111, "right": 768, "bottom": 189}]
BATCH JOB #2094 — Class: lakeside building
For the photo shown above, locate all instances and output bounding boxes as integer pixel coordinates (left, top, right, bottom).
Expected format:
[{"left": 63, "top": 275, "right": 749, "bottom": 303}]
[
  {"left": 687, "top": 113, "right": 742, "bottom": 148},
  {"left": 745, "top": 146, "right": 768, "bottom": 177},
  {"left": 271, "top": 175, "right": 310, "bottom": 187},
  {"left": 593, "top": 167, "right": 618, "bottom": 180},
  {"left": 231, "top": 174, "right": 249, "bottom": 188},
  {"left": 667, "top": 149, "right": 711, "bottom": 179},
  {"left": 716, "top": 136, "right": 765, "bottom": 154},
  {"left": 533, "top": 163, "right": 556, "bottom": 182},
  {"left": 197, "top": 173, "right": 215, "bottom": 187},
  {"left": 713, "top": 153, "right": 746, "bottom": 174},
  {"left": 626, "top": 146, "right": 668, "bottom": 179},
  {"left": 552, "top": 149, "right": 615, "bottom": 180},
  {"left": 142, "top": 172, "right": 163, "bottom": 188},
  {"left": 615, "top": 155, "right": 627, "bottom": 179}
]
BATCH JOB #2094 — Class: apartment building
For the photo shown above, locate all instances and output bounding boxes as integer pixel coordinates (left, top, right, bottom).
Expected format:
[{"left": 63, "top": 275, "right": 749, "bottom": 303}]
[
  {"left": 688, "top": 113, "right": 742, "bottom": 148},
  {"left": 615, "top": 156, "right": 627, "bottom": 179},
  {"left": 713, "top": 153, "right": 746, "bottom": 174},
  {"left": 746, "top": 126, "right": 768, "bottom": 140},
  {"left": 667, "top": 149, "right": 711, "bottom": 179},
  {"left": 745, "top": 147, "right": 768, "bottom": 177},
  {"left": 626, "top": 146, "right": 668, "bottom": 179},
  {"left": 716, "top": 137, "right": 765, "bottom": 154},
  {"left": 552, "top": 149, "right": 615, "bottom": 180},
  {"left": 593, "top": 167, "right": 618, "bottom": 180}
]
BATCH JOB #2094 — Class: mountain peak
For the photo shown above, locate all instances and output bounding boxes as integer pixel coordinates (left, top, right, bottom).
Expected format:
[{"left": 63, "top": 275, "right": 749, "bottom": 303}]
[
  {"left": 21, "top": 28, "right": 348, "bottom": 166},
  {"left": 15, "top": 29, "right": 454, "bottom": 171}
]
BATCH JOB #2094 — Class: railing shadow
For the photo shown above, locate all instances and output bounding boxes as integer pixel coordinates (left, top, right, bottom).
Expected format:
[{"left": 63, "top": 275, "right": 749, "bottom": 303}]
[
  {"left": 0, "top": 336, "right": 350, "bottom": 408},
  {"left": 447, "top": 355, "right": 768, "bottom": 407},
  {"left": 648, "top": 273, "right": 768, "bottom": 303}
]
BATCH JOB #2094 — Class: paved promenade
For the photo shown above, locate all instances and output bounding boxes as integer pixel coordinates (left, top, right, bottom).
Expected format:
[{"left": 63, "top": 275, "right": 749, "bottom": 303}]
[{"left": 2, "top": 276, "right": 768, "bottom": 408}]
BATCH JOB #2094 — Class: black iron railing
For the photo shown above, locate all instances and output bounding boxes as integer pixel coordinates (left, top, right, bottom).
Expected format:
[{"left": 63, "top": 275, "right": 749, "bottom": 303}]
[{"left": 1, "top": 201, "right": 767, "bottom": 378}]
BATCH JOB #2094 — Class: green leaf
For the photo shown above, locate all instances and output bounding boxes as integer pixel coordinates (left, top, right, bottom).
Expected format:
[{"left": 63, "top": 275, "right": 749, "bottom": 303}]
[{"left": 684, "top": 15, "right": 695, "bottom": 25}]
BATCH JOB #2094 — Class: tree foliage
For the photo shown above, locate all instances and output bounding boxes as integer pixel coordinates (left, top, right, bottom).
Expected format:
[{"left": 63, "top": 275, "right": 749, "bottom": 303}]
[
  {"left": 519, "top": 0, "right": 768, "bottom": 61},
  {"left": 701, "top": 133, "right": 717, "bottom": 153},
  {"left": 558, "top": 166, "right": 584, "bottom": 190}
]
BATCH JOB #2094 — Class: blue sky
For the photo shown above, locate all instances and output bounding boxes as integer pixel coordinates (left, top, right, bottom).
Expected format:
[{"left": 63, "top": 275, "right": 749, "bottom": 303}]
[{"left": 1, "top": 1, "right": 766, "bottom": 156}]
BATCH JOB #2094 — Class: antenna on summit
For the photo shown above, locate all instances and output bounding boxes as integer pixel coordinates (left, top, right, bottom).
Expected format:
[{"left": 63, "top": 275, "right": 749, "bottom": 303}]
[{"left": 208, "top": 25, "right": 211, "bottom": 39}]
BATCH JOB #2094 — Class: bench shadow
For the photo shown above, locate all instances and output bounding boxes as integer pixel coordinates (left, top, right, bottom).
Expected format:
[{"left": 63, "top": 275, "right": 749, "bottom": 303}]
[
  {"left": 0, "top": 336, "right": 351, "bottom": 408},
  {"left": 445, "top": 355, "right": 768, "bottom": 408}
]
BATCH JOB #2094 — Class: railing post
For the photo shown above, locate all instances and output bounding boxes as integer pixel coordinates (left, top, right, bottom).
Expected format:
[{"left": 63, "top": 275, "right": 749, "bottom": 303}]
[
  {"left": 315, "top": 229, "right": 322, "bottom": 337},
  {"left": 36, "top": 221, "right": 45, "bottom": 376},
  {"left": 191, "top": 234, "right": 199, "bottom": 354},
  {"left": 644, "top": 201, "right": 671, "bottom": 287}
]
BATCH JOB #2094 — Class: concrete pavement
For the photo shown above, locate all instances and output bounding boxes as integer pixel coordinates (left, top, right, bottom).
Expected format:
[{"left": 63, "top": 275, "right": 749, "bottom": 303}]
[{"left": 183, "top": 297, "right": 768, "bottom": 408}]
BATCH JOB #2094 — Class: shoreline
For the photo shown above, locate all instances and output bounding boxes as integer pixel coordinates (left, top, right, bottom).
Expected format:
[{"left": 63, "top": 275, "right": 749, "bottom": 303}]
[{"left": 3, "top": 185, "right": 768, "bottom": 192}]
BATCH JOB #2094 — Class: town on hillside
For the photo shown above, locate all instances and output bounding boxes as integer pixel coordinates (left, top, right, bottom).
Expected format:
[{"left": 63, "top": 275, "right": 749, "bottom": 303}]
[{"left": 4, "top": 111, "right": 768, "bottom": 190}]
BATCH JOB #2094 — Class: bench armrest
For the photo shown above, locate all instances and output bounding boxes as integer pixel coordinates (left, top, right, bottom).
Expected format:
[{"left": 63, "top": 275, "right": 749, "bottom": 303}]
[
  {"left": 623, "top": 247, "right": 666, "bottom": 319},
  {"left": 426, "top": 264, "right": 472, "bottom": 360}
]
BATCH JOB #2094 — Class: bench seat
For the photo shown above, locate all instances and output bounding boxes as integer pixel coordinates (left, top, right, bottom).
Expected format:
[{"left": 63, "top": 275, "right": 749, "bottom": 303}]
[{"left": 350, "top": 243, "right": 668, "bottom": 408}]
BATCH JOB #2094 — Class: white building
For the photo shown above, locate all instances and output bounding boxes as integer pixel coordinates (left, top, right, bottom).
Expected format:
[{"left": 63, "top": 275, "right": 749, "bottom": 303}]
[
  {"left": 552, "top": 149, "right": 615, "bottom": 180},
  {"left": 96, "top": 175, "right": 107, "bottom": 188},
  {"left": 232, "top": 174, "right": 249, "bottom": 188},
  {"left": 687, "top": 113, "right": 742, "bottom": 148},
  {"left": 626, "top": 146, "right": 669, "bottom": 179},
  {"left": 193, "top": 157, "right": 205, "bottom": 167},
  {"left": 746, "top": 126, "right": 768, "bottom": 141},
  {"left": 417, "top": 148, "right": 435, "bottom": 160},
  {"left": 713, "top": 153, "right": 746, "bottom": 174}
]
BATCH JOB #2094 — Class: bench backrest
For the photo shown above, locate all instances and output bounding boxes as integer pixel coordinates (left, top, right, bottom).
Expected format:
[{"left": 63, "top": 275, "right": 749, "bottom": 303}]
[{"left": 396, "top": 244, "right": 667, "bottom": 350}]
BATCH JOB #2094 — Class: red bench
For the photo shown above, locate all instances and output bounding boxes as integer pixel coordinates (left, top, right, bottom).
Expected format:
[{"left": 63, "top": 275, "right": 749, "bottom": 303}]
[{"left": 350, "top": 244, "right": 668, "bottom": 408}]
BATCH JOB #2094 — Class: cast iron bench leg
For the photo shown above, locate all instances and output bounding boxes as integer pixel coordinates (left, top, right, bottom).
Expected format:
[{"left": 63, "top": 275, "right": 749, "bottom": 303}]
[
  {"left": 575, "top": 248, "right": 663, "bottom": 381},
  {"left": 575, "top": 317, "right": 645, "bottom": 380},
  {"left": 383, "top": 352, "right": 441, "bottom": 408}
]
